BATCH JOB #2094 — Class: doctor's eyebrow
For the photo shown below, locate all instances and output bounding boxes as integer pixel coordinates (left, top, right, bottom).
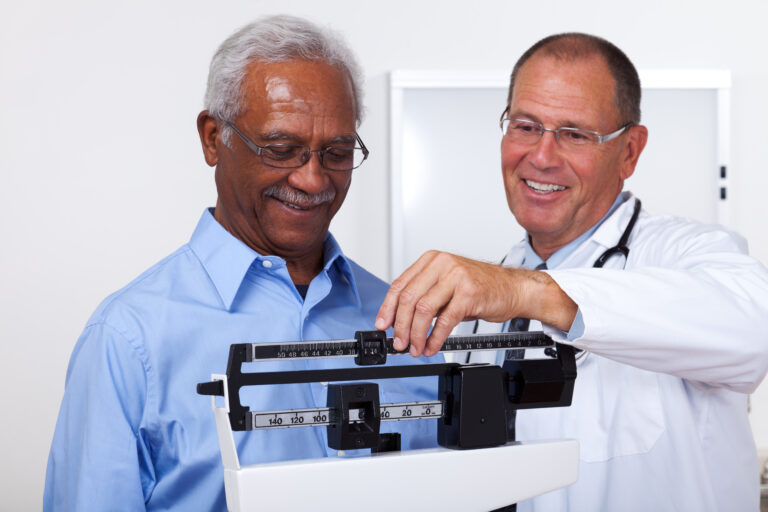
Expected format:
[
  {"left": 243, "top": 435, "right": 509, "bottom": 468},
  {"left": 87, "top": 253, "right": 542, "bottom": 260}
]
[
  {"left": 507, "top": 110, "right": 540, "bottom": 122},
  {"left": 507, "top": 110, "right": 594, "bottom": 130}
]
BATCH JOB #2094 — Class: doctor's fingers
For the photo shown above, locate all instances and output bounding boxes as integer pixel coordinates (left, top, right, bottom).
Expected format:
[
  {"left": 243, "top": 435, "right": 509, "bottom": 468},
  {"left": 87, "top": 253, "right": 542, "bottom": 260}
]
[
  {"left": 410, "top": 260, "right": 516, "bottom": 356},
  {"left": 391, "top": 252, "right": 486, "bottom": 355},
  {"left": 423, "top": 301, "right": 468, "bottom": 357},
  {"left": 375, "top": 251, "right": 442, "bottom": 339},
  {"left": 406, "top": 277, "right": 467, "bottom": 357}
]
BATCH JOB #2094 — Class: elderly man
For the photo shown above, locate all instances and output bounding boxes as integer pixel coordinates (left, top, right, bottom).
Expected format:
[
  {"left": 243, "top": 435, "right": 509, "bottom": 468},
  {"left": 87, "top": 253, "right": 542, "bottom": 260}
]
[
  {"left": 376, "top": 34, "right": 768, "bottom": 510},
  {"left": 44, "top": 16, "right": 437, "bottom": 511}
]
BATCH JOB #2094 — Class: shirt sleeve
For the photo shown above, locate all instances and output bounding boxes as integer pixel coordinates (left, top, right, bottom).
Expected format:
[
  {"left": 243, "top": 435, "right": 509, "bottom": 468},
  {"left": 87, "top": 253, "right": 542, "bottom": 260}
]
[
  {"left": 566, "top": 309, "right": 586, "bottom": 341},
  {"left": 44, "top": 322, "right": 154, "bottom": 511},
  {"left": 544, "top": 221, "right": 768, "bottom": 393}
]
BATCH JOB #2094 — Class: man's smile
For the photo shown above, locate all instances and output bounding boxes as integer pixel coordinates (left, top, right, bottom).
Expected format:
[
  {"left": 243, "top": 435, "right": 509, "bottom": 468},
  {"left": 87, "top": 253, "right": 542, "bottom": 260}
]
[
  {"left": 265, "top": 184, "right": 336, "bottom": 212},
  {"left": 524, "top": 179, "right": 567, "bottom": 193},
  {"left": 274, "top": 198, "right": 317, "bottom": 210}
]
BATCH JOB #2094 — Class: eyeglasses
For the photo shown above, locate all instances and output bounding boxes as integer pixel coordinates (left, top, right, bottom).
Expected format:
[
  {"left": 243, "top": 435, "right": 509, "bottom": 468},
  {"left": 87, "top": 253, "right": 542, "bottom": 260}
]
[
  {"left": 499, "top": 110, "right": 633, "bottom": 151},
  {"left": 224, "top": 121, "right": 369, "bottom": 171}
]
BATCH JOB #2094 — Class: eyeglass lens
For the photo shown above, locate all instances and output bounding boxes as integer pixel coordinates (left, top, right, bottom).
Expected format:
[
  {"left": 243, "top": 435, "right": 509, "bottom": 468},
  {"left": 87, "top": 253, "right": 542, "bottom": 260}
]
[
  {"left": 261, "top": 145, "right": 365, "bottom": 171},
  {"left": 501, "top": 119, "right": 602, "bottom": 150}
]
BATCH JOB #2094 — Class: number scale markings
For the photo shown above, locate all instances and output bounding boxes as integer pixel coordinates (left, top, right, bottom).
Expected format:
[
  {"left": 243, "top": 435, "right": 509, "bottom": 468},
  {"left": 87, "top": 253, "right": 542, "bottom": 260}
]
[
  {"left": 250, "top": 332, "right": 553, "bottom": 362},
  {"left": 250, "top": 401, "right": 444, "bottom": 430}
]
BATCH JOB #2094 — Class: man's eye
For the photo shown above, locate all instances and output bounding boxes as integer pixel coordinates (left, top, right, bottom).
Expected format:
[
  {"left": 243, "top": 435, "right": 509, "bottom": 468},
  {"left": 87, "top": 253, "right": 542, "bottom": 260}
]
[
  {"left": 324, "top": 147, "right": 353, "bottom": 161},
  {"left": 513, "top": 122, "right": 539, "bottom": 134},
  {"left": 561, "top": 131, "right": 593, "bottom": 144},
  {"left": 264, "top": 146, "right": 302, "bottom": 160}
]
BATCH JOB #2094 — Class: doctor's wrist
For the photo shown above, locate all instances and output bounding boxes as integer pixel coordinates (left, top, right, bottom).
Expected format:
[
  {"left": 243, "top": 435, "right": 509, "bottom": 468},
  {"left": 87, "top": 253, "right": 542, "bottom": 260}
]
[{"left": 515, "top": 270, "right": 578, "bottom": 332}]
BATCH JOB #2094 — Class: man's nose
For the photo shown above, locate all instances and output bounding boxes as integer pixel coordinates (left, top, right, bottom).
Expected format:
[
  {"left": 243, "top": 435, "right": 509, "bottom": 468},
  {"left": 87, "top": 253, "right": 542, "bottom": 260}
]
[
  {"left": 287, "top": 151, "right": 328, "bottom": 193},
  {"left": 528, "top": 130, "right": 563, "bottom": 169}
]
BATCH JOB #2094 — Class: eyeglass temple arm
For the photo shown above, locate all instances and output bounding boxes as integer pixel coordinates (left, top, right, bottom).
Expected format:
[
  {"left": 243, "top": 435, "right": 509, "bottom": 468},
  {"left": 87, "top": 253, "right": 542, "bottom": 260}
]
[{"left": 598, "top": 122, "right": 634, "bottom": 144}]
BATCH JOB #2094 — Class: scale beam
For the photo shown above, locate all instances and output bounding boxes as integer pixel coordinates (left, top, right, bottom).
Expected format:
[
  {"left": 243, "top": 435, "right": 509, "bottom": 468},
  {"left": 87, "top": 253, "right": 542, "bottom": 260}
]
[
  {"left": 248, "top": 330, "right": 554, "bottom": 364},
  {"left": 251, "top": 401, "right": 444, "bottom": 429}
]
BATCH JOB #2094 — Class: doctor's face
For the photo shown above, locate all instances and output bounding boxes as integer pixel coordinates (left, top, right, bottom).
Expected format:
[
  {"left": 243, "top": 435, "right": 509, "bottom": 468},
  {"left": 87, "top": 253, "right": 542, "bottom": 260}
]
[{"left": 501, "top": 54, "right": 645, "bottom": 257}]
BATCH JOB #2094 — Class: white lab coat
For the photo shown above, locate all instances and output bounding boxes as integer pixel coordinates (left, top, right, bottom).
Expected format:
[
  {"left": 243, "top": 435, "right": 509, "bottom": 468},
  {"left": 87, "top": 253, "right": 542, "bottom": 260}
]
[{"left": 468, "top": 192, "right": 768, "bottom": 511}]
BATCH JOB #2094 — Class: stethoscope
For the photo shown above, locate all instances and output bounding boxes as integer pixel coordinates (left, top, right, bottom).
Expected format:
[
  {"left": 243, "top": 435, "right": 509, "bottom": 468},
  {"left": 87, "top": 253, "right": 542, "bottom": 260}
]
[
  {"left": 467, "top": 198, "right": 642, "bottom": 363},
  {"left": 591, "top": 198, "right": 642, "bottom": 269}
]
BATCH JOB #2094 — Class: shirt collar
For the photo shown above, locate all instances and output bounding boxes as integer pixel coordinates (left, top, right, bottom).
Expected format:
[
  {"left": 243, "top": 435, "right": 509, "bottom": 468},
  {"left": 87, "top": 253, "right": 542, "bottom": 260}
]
[
  {"left": 189, "top": 208, "right": 260, "bottom": 310},
  {"left": 189, "top": 208, "right": 361, "bottom": 309},
  {"left": 322, "top": 232, "right": 361, "bottom": 306},
  {"left": 589, "top": 190, "right": 636, "bottom": 250},
  {"left": 523, "top": 191, "right": 631, "bottom": 269}
]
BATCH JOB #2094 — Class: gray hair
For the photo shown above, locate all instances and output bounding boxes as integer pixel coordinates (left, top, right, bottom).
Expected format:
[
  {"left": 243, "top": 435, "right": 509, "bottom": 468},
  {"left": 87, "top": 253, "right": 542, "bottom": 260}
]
[{"left": 204, "top": 15, "right": 364, "bottom": 144}]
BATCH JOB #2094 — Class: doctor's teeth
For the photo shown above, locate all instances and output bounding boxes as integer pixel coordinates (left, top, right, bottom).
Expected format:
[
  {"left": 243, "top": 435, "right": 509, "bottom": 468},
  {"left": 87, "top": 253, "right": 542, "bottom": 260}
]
[{"left": 525, "top": 180, "right": 566, "bottom": 193}]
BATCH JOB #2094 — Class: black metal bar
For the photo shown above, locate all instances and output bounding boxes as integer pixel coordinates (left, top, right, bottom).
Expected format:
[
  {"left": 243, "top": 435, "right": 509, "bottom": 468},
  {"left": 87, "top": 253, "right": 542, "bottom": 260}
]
[
  {"left": 234, "top": 363, "right": 462, "bottom": 386},
  {"left": 197, "top": 380, "right": 224, "bottom": 396}
]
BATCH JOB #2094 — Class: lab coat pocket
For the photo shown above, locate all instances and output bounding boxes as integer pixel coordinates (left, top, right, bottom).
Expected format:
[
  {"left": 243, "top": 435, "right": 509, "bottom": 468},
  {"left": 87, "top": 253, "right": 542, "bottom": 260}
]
[
  {"left": 575, "top": 357, "right": 666, "bottom": 462},
  {"left": 516, "top": 356, "right": 666, "bottom": 463}
]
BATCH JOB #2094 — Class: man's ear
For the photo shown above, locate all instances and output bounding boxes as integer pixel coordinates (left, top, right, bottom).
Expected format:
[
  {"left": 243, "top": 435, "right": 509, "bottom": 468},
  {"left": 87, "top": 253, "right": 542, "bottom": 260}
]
[
  {"left": 618, "top": 124, "right": 648, "bottom": 181},
  {"left": 197, "top": 110, "right": 220, "bottom": 167}
]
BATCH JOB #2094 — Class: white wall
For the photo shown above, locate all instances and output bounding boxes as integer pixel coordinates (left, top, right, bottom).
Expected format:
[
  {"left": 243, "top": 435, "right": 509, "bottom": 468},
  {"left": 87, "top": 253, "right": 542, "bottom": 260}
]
[{"left": 2, "top": 1, "right": 767, "bottom": 509}]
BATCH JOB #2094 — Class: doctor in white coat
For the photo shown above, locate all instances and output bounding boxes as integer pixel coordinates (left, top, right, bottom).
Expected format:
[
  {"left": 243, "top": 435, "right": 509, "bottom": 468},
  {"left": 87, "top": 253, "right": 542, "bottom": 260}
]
[{"left": 376, "top": 33, "right": 768, "bottom": 511}]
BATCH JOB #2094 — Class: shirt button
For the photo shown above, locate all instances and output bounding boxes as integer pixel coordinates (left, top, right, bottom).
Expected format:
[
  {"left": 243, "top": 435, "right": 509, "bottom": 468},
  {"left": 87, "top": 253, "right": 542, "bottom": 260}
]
[{"left": 262, "top": 260, "right": 273, "bottom": 269}]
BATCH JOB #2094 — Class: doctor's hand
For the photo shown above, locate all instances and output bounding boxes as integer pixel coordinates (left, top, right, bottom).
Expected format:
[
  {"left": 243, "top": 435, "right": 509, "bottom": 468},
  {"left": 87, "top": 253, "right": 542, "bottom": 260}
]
[{"left": 374, "top": 251, "right": 578, "bottom": 357}]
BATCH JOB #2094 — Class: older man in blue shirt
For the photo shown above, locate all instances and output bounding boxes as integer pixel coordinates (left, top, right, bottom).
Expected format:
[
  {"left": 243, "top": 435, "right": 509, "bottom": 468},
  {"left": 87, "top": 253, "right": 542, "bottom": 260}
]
[{"left": 44, "top": 15, "right": 438, "bottom": 511}]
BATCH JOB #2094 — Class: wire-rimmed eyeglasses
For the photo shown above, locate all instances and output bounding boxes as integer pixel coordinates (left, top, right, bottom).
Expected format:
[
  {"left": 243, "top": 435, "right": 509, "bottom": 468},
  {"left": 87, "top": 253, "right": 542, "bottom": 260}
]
[
  {"left": 224, "top": 120, "right": 369, "bottom": 171},
  {"left": 499, "top": 109, "right": 633, "bottom": 152}
]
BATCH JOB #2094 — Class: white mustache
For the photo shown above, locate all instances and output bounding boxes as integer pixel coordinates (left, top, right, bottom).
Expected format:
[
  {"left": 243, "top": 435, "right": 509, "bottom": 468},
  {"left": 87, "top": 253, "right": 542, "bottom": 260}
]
[{"left": 265, "top": 185, "right": 336, "bottom": 206}]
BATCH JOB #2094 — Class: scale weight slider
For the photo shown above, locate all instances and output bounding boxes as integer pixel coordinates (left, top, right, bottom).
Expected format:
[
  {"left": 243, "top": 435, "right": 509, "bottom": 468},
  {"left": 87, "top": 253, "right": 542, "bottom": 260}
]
[{"left": 327, "top": 382, "right": 382, "bottom": 450}]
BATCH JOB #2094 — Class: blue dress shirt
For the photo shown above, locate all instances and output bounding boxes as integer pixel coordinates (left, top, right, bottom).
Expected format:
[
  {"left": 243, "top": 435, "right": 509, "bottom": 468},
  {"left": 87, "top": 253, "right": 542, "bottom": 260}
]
[{"left": 44, "top": 209, "right": 440, "bottom": 511}]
